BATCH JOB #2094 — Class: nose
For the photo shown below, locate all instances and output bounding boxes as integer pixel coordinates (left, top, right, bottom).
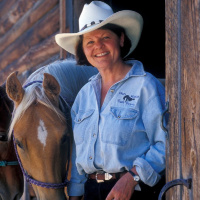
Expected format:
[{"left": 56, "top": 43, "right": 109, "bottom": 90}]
[{"left": 95, "top": 39, "right": 104, "bottom": 49}]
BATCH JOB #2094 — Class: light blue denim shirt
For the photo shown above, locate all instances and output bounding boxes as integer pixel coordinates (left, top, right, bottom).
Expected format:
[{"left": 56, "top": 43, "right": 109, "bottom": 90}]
[{"left": 67, "top": 60, "right": 166, "bottom": 196}]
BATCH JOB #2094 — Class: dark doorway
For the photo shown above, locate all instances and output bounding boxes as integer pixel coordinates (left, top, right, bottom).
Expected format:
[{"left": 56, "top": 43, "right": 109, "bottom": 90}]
[{"left": 104, "top": 0, "right": 165, "bottom": 78}]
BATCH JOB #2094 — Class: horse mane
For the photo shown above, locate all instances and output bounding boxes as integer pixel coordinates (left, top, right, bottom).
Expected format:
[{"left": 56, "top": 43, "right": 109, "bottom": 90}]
[{"left": 8, "top": 58, "right": 98, "bottom": 138}]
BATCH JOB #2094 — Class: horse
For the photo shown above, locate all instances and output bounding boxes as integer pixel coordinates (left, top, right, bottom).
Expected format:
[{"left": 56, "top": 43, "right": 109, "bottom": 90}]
[
  {"left": 6, "top": 59, "right": 98, "bottom": 200},
  {"left": 0, "top": 84, "right": 24, "bottom": 200}
]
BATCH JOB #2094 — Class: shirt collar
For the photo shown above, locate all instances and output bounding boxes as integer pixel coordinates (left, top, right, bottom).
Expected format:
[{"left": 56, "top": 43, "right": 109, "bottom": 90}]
[{"left": 89, "top": 60, "right": 146, "bottom": 82}]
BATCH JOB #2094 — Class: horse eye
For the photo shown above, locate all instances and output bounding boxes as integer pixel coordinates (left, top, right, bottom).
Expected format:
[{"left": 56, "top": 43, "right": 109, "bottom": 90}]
[
  {"left": 0, "top": 135, "right": 7, "bottom": 141},
  {"left": 61, "top": 133, "right": 69, "bottom": 145},
  {"left": 61, "top": 134, "right": 67, "bottom": 144},
  {"left": 15, "top": 139, "right": 24, "bottom": 149}
]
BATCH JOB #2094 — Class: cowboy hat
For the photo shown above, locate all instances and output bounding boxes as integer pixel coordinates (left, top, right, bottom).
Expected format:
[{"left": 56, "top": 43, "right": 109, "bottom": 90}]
[{"left": 55, "top": 1, "right": 143, "bottom": 57}]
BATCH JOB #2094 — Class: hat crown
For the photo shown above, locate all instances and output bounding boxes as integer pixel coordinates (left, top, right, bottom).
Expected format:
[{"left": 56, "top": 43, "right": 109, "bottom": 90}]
[{"left": 79, "top": 1, "right": 114, "bottom": 31}]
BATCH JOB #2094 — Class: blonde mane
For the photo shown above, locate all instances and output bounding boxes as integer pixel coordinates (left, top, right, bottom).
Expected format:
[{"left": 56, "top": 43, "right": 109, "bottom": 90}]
[{"left": 8, "top": 58, "right": 98, "bottom": 139}]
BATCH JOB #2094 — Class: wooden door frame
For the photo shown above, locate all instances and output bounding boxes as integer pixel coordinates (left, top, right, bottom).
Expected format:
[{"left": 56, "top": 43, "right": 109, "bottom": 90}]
[{"left": 166, "top": 0, "right": 200, "bottom": 199}]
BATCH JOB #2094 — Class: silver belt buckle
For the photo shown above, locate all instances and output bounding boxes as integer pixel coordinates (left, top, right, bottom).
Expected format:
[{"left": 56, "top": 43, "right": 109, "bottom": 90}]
[
  {"left": 96, "top": 171, "right": 104, "bottom": 183},
  {"left": 95, "top": 171, "right": 113, "bottom": 183}
]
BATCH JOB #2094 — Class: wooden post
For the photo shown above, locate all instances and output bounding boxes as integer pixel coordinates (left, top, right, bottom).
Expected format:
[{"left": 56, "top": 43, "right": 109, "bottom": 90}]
[{"left": 166, "top": 0, "right": 200, "bottom": 199}]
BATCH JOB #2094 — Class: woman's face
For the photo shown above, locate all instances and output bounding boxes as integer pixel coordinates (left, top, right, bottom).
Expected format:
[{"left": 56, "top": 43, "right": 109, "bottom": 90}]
[{"left": 82, "top": 28, "right": 124, "bottom": 70}]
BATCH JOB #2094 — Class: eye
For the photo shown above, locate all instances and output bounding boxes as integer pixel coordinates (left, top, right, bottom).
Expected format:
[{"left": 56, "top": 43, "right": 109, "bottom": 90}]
[
  {"left": 0, "top": 134, "right": 7, "bottom": 141},
  {"left": 61, "top": 133, "right": 70, "bottom": 145},
  {"left": 15, "top": 139, "right": 24, "bottom": 149},
  {"left": 103, "top": 36, "right": 110, "bottom": 39},
  {"left": 87, "top": 40, "right": 94, "bottom": 45}
]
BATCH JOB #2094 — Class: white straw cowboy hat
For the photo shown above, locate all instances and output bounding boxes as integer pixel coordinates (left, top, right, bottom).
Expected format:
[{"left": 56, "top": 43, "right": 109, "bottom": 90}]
[{"left": 55, "top": 1, "right": 143, "bottom": 57}]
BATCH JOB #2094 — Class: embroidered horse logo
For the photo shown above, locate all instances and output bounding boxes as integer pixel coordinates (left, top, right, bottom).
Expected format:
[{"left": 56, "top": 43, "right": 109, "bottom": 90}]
[{"left": 123, "top": 95, "right": 135, "bottom": 102}]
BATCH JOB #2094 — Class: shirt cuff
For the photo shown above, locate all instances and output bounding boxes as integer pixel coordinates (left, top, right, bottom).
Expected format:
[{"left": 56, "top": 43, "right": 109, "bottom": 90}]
[
  {"left": 67, "top": 182, "right": 84, "bottom": 196},
  {"left": 133, "top": 157, "right": 161, "bottom": 187}
]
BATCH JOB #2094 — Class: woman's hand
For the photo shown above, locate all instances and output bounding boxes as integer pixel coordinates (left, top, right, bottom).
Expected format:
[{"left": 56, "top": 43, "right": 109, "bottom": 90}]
[{"left": 106, "top": 170, "right": 138, "bottom": 200}]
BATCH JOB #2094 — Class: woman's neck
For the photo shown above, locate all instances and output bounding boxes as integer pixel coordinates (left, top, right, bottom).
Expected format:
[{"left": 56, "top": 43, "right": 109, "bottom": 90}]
[
  {"left": 100, "top": 63, "right": 131, "bottom": 106},
  {"left": 100, "top": 63, "right": 131, "bottom": 86}
]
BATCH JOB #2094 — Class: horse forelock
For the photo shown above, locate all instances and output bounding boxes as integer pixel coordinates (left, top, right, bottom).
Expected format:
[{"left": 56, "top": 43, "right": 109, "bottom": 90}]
[{"left": 8, "top": 83, "right": 65, "bottom": 139}]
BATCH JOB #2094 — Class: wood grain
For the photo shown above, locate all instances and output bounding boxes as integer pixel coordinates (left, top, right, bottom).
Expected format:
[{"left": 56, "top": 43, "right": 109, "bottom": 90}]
[
  {"left": 0, "top": 5, "right": 59, "bottom": 71},
  {"left": 166, "top": 0, "right": 200, "bottom": 199},
  {"left": 0, "top": 0, "right": 40, "bottom": 37},
  {"left": 165, "top": 0, "right": 182, "bottom": 199},
  {"left": 0, "top": 34, "right": 59, "bottom": 85},
  {"left": 0, "top": 0, "right": 58, "bottom": 54}
]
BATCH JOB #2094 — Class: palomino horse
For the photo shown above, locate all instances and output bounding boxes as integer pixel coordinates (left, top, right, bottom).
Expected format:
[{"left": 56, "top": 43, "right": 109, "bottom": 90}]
[
  {"left": 0, "top": 84, "right": 24, "bottom": 200},
  {"left": 6, "top": 59, "right": 98, "bottom": 200}
]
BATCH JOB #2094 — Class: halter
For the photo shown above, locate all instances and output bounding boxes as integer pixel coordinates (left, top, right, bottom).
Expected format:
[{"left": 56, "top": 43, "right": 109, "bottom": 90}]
[
  {"left": 12, "top": 81, "right": 71, "bottom": 189},
  {"left": 0, "top": 161, "right": 19, "bottom": 167},
  {"left": 0, "top": 132, "right": 19, "bottom": 167}
]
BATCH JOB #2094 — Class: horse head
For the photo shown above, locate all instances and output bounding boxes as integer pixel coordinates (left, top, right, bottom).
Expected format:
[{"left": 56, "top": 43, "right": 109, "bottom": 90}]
[
  {"left": 0, "top": 83, "right": 24, "bottom": 200},
  {"left": 6, "top": 72, "right": 70, "bottom": 200}
]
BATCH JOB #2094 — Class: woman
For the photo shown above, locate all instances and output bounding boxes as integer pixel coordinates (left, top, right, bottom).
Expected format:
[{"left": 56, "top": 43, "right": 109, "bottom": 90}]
[{"left": 55, "top": 1, "right": 166, "bottom": 200}]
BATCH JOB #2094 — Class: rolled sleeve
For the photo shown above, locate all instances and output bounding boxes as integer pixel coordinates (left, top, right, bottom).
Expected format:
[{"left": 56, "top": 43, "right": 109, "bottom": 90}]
[
  {"left": 134, "top": 95, "right": 166, "bottom": 186},
  {"left": 67, "top": 134, "right": 86, "bottom": 196},
  {"left": 133, "top": 157, "right": 161, "bottom": 186},
  {"left": 67, "top": 182, "right": 85, "bottom": 196}
]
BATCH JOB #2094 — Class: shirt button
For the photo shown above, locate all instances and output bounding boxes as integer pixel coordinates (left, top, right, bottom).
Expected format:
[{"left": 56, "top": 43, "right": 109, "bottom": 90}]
[
  {"left": 93, "top": 134, "right": 96, "bottom": 137},
  {"left": 118, "top": 116, "right": 121, "bottom": 118},
  {"left": 89, "top": 156, "right": 93, "bottom": 160},
  {"left": 78, "top": 119, "right": 81, "bottom": 122},
  {"left": 110, "top": 89, "right": 114, "bottom": 93}
]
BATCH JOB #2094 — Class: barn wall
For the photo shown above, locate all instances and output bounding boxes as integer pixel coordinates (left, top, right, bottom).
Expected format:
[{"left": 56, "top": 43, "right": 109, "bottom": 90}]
[{"left": 0, "top": 0, "right": 61, "bottom": 85}]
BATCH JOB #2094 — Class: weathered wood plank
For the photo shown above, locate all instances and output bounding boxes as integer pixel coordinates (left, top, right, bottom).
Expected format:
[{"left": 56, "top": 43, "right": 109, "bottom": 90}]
[
  {"left": 0, "top": 0, "right": 58, "bottom": 54},
  {"left": 59, "top": 0, "right": 67, "bottom": 59},
  {"left": 0, "top": 5, "right": 59, "bottom": 71},
  {"left": 0, "top": 34, "right": 59, "bottom": 85},
  {"left": 0, "top": 0, "right": 40, "bottom": 37},
  {"left": 166, "top": 0, "right": 200, "bottom": 199},
  {"left": 0, "top": 0, "right": 16, "bottom": 18},
  {"left": 165, "top": 0, "right": 182, "bottom": 199},
  {"left": 181, "top": 0, "right": 200, "bottom": 199}
]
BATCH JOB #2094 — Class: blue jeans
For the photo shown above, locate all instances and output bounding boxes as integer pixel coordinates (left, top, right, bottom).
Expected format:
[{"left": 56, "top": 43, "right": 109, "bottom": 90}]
[{"left": 84, "top": 175, "right": 165, "bottom": 200}]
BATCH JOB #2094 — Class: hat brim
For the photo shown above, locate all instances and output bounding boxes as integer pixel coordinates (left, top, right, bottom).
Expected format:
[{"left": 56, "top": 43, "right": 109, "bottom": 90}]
[{"left": 55, "top": 10, "right": 143, "bottom": 57}]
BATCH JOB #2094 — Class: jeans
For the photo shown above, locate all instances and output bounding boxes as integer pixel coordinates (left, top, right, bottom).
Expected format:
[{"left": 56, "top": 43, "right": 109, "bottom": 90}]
[{"left": 84, "top": 175, "right": 165, "bottom": 200}]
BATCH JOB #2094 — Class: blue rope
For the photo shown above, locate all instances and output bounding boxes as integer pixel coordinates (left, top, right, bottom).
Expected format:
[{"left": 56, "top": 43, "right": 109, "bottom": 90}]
[{"left": 0, "top": 161, "right": 19, "bottom": 167}]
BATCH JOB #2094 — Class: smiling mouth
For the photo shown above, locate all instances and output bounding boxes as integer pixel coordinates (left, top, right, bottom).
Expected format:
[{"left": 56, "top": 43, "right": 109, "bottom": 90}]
[{"left": 95, "top": 52, "right": 109, "bottom": 57}]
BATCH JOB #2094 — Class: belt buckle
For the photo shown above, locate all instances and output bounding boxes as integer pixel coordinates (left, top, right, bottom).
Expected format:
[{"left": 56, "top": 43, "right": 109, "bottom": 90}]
[
  {"left": 96, "top": 171, "right": 104, "bottom": 183},
  {"left": 95, "top": 171, "right": 113, "bottom": 183}
]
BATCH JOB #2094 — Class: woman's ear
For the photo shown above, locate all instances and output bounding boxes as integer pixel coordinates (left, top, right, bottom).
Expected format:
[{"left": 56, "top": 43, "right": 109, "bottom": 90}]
[{"left": 120, "top": 33, "right": 125, "bottom": 47}]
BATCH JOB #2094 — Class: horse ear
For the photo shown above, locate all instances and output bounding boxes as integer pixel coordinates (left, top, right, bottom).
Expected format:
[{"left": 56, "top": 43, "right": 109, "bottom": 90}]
[
  {"left": 6, "top": 71, "right": 24, "bottom": 106},
  {"left": 43, "top": 73, "right": 60, "bottom": 106}
]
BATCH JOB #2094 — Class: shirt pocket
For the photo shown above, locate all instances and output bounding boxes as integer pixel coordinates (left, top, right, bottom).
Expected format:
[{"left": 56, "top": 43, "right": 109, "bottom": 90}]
[
  {"left": 73, "top": 109, "right": 94, "bottom": 145},
  {"left": 101, "top": 107, "right": 138, "bottom": 146}
]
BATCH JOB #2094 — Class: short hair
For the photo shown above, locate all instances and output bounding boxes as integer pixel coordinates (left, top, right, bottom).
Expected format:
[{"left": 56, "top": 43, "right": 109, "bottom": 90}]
[{"left": 75, "top": 24, "right": 131, "bottom": 66}]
